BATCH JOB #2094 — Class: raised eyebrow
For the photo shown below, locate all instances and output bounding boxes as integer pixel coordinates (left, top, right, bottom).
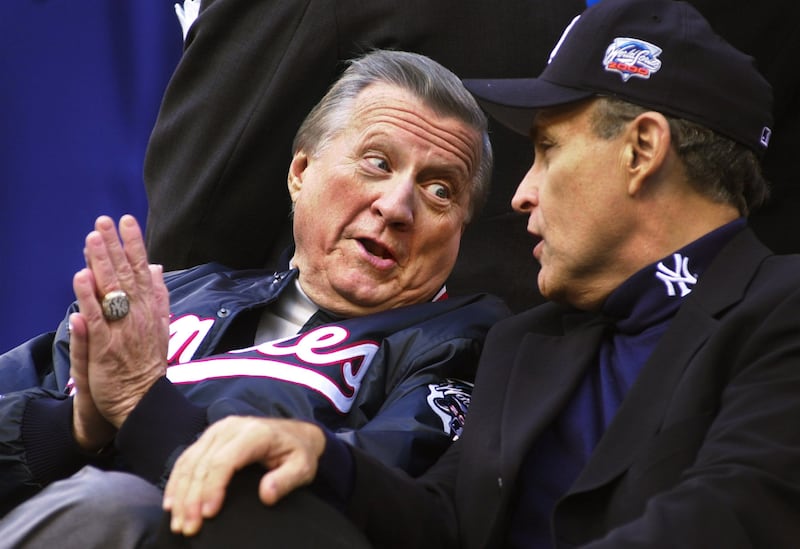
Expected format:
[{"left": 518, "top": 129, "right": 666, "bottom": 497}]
[
  {"left": 529, "top": 111, "right": 548, "bottom": 143},
  {"left": 357, "top": 129, "right": 395, "bottom": 153},
  {"left": 528, "top": 120, "right": 538, "bottom": 142},
  {"left": 417, "top": 165, "right": 469, "bottom": 188},
  {"left": 361, "top": 132, "right": 469, "bottom": 180}
]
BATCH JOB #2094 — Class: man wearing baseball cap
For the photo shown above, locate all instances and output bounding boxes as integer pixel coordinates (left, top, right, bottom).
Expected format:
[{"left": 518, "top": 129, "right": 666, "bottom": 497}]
[{"left": 157, "top": 1, "right": 800, "bottom": 547}]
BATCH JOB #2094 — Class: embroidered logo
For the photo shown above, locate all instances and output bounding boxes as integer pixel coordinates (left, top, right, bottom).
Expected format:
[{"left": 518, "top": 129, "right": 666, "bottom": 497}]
[
  {"left": 655, "top": 253, "right": 697, "bottom": 297},
  {"left": 603, "top": 37, "right": 662, "bottom": 82},
  {"left": 427, "top": 380, "right": 473, "bottom": 440}
]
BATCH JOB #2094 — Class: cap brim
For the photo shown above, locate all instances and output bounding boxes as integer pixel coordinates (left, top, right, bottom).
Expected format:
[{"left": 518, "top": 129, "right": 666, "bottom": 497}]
[{"left": 463, "top": 77, "right": 594, "bottom": 136}]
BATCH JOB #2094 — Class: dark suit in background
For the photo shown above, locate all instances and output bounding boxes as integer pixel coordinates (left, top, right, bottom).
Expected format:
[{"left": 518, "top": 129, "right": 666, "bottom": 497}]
[
  {"left": 142, "top": 0, "right": 585, "bottom": 311},
  {"left": 688, "top": 0, "right": 800, "bottom": 253},
  {"left": 143, "top": 0, "right": 800, "bottom": 314}
]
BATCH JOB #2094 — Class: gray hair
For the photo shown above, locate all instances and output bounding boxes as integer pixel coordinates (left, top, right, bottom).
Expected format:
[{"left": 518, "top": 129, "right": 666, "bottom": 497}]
[
  {"left": 292, "top": 50, "right": 493, "bottom": 221},
  {"left": 590, "top": 96, "right": 769, "bottom": 216}
]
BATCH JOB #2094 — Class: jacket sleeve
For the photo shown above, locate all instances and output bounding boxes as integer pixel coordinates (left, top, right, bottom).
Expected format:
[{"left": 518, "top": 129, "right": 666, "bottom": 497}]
[
  {"left": 0, "top": 304, "right": 75, "bottom": 395},
  {"left": 330, "top": 297, "right": 509, "bottom": 477},
  {"left": 345, "top": 440, "right": 462, "bottom": 549},
  {"left": 114, "top": 377, "right": 209, "bottom": 487},
  {"left": 0, "top": 389, "right": 88, "bottom": 516},
  {"left": 333, "top": 333, "right": 480, "bottom": 477},
  {"left": 0, "top": 308, "right": 93, "bottom": 515}
]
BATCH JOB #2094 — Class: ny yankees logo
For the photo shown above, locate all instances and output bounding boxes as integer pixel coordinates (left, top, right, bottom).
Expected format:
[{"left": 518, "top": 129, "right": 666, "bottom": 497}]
[
  {"left": 655, "top": 253, "right": 697, "bottom": 297},
  {"left": 166, "top": 325, "right": 379, "bottom": 413}
]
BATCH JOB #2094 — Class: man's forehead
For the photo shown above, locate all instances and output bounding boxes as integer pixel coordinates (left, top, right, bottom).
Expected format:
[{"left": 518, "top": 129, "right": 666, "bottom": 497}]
[
  {"left": 531, "top": 99, "right": 597, "bottom": 137},
  {"left": 351, "top": 83, "right": 419, "bottom": 115},
  {"left": 351, "top": 83, "right": 474, "bottom": 135},
  {"left": 350, "top": 85, "right": 480, "bottom": 171}
]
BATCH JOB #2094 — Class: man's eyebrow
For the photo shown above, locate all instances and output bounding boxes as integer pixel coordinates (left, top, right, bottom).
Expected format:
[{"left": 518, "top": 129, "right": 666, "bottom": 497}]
[
  {"left": 530, "top": 107, "right": 564, "bottom": 143},
  {"left": 529, "top": 117, "right": 543, "bottom": 142},
  {"left": 529, "top": 110, "right": 549, "bottom": 142},
  {"left": 358, "top": 126, "right": 391, "bottom": 143},
  {"left": 418, "top": 164, "right": 470, "bottom": 185},
  {"left": 360, "top": 127, "right": 474, "bottom": 180}
]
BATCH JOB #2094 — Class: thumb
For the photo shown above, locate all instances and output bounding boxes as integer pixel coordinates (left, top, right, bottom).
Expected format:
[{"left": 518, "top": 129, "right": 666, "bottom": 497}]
[{"left": 68, "top": 312, "right": 89, "bottom": 387}]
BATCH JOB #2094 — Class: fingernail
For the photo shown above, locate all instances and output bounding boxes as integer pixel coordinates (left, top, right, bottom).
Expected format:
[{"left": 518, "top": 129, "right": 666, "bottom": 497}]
[
  {"left": 201, "top": 502, "right": 214, "bottom": 517},
  {"left": 184, "top": 519, "right": 199, "bottom": 536}
]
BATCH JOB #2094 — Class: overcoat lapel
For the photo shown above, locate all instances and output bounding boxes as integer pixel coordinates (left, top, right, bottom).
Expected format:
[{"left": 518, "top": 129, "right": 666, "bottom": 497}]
[
  {"left": 500, "top": 313, "right": 608, "bottom": 478},
  {"left": 568, "top": 228, "right": 772, "bottom": 495},
  {"left": 569, "top": 303, "right": 715, "bottom": 493}
]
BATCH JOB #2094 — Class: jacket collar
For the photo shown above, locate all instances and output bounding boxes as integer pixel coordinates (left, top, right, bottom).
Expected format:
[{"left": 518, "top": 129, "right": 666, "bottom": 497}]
[
  {"left": 498, "top": 228, "right": 771, "bottom": 495},
  {"left": 569, "top": 227, "right": 772, "bottom": 494}
]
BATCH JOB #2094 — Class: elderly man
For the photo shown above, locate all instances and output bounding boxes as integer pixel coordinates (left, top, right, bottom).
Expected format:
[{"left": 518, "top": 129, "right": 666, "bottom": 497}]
[
  {"left": 159, "top": 1, "right": 800, "bottom": 547},
  {"left": 0, "top": 50, "right": 507, "bottom": 546}
]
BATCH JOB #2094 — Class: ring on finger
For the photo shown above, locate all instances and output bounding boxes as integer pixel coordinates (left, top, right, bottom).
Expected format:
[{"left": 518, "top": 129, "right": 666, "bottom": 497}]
[{"left": 101, "top": 290, "right": 130, "bottom": 321}]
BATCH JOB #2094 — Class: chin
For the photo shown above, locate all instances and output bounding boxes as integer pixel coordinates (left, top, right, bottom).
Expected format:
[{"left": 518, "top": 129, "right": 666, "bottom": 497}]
[
  {"left": 537, "top": 274, "right": 554, "bottom": 302},
  {"left": 332, "top": 286, "right": 390, "bottom": 311}
]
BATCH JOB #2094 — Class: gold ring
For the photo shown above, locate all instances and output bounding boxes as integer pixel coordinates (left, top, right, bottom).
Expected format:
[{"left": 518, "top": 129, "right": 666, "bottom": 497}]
[{"left": 101, "top": 290, "right": 130, "bottom": 321}]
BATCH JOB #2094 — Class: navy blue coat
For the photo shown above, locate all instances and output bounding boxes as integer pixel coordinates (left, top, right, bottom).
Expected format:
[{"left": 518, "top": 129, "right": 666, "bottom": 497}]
[{"left": 0, "top": 264, "right": 509, "bottom": 516}]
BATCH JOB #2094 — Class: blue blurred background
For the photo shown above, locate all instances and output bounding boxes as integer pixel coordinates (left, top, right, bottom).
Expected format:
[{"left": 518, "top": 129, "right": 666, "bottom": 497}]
[
  {"left": 1, "top": 2, "right": 182, "bottom": 352},
  {"left": 2, "top": 0, "right": 797, "bottom": 353}
]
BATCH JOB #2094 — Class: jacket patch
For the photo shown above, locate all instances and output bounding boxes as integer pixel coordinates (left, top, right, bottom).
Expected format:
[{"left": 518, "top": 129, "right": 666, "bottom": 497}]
[{"left": 427, "top": 379, "right": 473, "bottom": 439}]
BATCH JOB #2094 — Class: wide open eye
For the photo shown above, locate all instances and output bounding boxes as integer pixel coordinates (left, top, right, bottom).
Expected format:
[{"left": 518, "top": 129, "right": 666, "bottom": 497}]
[
  {"left": 365, "top": 156, "right": 390, "bottom": 172},
  {"left": 424, "top": 182, "right": 452, "bottom": 200}
]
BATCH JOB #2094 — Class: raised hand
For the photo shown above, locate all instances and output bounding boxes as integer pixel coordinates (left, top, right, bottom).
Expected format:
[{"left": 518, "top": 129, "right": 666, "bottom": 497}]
[
  {"left": 163, "top": 416, "right": 326, "bottom": 536},
  {"left": 71, "top": 215, "right": 170, "bottom": 429}
]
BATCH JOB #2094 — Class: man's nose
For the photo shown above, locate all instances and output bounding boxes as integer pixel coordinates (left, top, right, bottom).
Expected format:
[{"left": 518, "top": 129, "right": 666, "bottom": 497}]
[
  {"left": 511, "top": 164, "right": 539, "bottom": 214},
  {"left": 371, "top": 177, "right": 415, "bottom": 228}
]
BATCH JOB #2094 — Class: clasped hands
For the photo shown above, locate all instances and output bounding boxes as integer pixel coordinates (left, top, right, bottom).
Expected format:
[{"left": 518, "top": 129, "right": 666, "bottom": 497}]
[
  {"left": 68, "top": 215, "right": 326, "bottom": 537},
  {"left": 69, "top": 214, "right": 169, "bottom": 450}
]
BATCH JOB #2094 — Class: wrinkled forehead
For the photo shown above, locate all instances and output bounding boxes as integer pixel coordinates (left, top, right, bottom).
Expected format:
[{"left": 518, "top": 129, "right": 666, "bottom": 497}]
[
  {"left": 351, "top": 83, "right": 480, "bottom": 139},
  {"left": 350, "top": 83, "right": 482, "bottom": 174}
]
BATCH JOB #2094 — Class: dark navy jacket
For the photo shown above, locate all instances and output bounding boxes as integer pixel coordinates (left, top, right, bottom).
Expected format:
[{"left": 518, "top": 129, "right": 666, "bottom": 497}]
[{"left": 0, "top": 263, "right": 509, "bottom": 515}]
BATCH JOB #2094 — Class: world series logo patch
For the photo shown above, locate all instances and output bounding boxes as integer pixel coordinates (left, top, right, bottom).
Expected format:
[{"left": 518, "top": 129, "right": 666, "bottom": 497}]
[{"left": 603, "top": 37, "right": 663, "bottom": 82}]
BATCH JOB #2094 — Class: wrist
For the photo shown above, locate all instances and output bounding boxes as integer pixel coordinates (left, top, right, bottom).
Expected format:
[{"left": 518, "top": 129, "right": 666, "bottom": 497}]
[{"left": 73, "top": 408, "right": 116, "bottom": 451}]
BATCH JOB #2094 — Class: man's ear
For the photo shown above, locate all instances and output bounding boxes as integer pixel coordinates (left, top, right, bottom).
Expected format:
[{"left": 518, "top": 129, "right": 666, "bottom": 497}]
[
  {"left": 625, "top": 111, "right": 671, "bottom": 196},
  {"left": 288, "top": 151, "right": 309, "bottom": 202}
]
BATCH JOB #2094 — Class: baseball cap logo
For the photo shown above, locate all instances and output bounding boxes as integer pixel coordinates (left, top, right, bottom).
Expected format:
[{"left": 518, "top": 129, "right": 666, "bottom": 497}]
[{"left": 603, "top": 37, "right": 663, "bottom": 82}]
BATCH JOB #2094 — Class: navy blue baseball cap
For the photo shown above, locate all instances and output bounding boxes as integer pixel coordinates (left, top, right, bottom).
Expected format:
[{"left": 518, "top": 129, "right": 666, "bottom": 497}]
[{"left": 463, "top": 0, "right": 773, "bottom": 156}]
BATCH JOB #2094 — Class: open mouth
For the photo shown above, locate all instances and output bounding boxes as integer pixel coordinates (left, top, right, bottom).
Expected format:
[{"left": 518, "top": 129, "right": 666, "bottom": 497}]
[{"left": 358, "top": 238, "right": 395, "bottom": 261}]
